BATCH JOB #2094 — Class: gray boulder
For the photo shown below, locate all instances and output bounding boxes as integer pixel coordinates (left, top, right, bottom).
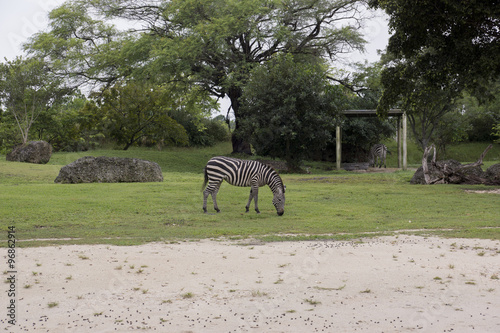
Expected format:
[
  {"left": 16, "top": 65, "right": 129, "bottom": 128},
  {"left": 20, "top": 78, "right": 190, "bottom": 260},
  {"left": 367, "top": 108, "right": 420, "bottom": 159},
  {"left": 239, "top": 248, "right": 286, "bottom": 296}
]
[
  {"left": 55, "top": 156, "right": 163, "bottom": 184},
  {"left": 6, "top": 141, "right": 52, "bottom": 164}
]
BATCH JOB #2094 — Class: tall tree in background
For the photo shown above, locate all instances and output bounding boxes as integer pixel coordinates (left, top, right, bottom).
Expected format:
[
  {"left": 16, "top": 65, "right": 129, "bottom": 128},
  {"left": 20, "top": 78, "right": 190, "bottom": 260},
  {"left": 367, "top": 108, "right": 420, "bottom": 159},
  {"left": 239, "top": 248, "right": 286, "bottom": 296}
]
[
  {"left": 86, "top": 81, "right": 189, "bottom": 150},
  {"left": 26, "top": 0, "right": 369, "bottom": 153},
  {"left": 370, "top": 0, "right": 500, "bottom": 103},
  {"left": 377, "top": 52, "right": 458, "bottom": 150},
  {"left": 239, "top": 54, "right": 347, "bottom": 170},
  {"left": 0, "top": 57, "right": 69, "bottom": 144}
]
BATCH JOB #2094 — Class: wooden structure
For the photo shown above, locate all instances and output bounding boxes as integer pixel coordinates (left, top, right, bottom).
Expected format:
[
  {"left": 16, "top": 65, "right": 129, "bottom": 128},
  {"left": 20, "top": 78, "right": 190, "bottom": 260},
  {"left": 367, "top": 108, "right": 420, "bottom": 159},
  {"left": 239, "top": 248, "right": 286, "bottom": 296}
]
[{"left": 336, "top": 109, "right": 407, "bottom": 170}]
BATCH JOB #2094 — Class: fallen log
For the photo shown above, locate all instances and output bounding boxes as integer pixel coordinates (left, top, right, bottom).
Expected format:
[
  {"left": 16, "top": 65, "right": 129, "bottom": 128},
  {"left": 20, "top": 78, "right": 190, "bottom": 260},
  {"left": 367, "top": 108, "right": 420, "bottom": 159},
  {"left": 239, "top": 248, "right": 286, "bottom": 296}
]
[{"left": 414, "top": 144, "right": 500, "bottom": 185}]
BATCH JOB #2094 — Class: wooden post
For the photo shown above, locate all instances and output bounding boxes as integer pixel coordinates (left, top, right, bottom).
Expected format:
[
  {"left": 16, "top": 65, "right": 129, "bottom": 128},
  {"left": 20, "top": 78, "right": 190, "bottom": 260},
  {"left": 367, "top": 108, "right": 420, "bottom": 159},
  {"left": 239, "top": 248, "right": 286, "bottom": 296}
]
[
  {"left": 336, "top": 124, "right": 341, "bottom": 170},
  {"left": 402, "top": 112, "right": 407, "bottom": 170},
  {"left": 397, "top": 116, "right": 401, "bottom": 168}
]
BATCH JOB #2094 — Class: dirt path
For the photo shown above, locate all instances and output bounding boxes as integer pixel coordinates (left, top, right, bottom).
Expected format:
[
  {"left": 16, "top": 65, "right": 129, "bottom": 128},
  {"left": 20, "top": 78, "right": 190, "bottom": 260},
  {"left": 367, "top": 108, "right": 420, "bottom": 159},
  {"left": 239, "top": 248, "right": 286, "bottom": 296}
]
[{"left": 4, "top": 235, "right": 500, "bottom": 332}]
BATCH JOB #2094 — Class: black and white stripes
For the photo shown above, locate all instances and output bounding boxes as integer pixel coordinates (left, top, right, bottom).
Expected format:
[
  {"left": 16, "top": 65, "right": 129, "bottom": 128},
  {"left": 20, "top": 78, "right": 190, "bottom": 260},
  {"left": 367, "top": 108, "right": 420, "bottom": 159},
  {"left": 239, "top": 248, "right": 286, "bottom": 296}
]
[
  {"left": 369, "top": 144, "right": 389, "bottom": 168},
  {"left": 202, "top": 156, "right": 285, "bottom": 215}
]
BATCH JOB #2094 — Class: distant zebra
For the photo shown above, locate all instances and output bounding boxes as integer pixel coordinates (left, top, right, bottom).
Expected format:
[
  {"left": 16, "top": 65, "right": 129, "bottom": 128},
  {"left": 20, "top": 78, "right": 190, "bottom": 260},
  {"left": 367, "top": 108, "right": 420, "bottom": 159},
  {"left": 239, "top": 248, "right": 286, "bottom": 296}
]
[
  {"left": 369, "top": 144, "right": 389, "bottom": 168},
  {"left": 202, "top": 156, "right": 285, "bottom": 215}
]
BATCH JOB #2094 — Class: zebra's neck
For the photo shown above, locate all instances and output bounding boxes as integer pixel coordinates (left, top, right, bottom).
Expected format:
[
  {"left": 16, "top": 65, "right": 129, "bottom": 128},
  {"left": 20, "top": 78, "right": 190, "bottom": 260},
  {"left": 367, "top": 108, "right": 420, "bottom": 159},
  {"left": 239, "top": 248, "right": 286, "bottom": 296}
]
[{"left": 266, "top": 171, "right": 284, "bottom": 193}]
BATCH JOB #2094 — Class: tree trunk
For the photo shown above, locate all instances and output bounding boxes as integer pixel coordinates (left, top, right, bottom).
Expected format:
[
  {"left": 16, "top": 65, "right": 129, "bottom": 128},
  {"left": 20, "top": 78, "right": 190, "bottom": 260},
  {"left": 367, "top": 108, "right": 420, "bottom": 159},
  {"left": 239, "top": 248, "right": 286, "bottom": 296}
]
[{"left": 228, "top": 87, "right": 252, "bottom": 154}]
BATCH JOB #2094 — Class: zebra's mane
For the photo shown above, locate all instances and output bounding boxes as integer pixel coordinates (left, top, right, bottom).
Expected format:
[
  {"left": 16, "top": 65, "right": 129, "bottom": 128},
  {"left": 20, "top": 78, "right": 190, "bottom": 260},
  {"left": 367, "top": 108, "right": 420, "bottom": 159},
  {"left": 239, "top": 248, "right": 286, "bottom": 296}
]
[{"left": 259, "top": 161, "right": 285, "bottom": 193}]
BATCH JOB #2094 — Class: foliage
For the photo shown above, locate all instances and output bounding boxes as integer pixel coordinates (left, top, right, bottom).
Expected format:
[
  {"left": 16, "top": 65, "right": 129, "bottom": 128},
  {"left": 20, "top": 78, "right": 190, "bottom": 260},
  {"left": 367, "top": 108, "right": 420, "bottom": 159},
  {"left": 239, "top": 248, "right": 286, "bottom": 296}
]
[
  {"left": 0, "top": 111, "right": 21, "bottom": 152},
  {"left": 0, "top": 56, "right": 71, "bottom": 144},
  {"left": 33, "top": 94, "right": 106, "bottom": 152},
  {"left": 431, "top": 109, "right": 470, "bottom": 155},
  {"left": 458, "top": 81, "right": 500, "bottom": 142},
  {"left": 340, "top": 118, "right": 395, "bottom": 162},
  {"left": 26, "top": 0, "right": 369, "bottom": 152},
  {"left": 371, "top": 0, "right": 500, "bottom": 150},
  {"left": 239, "top": 54, "right": 347, "bottom": 170},
  {"left": 370, "top": 0, "right": 500, "bottom": 99},
  {"left": 26, "top": 2, "right": 130, "bottom": 87},
  {"left": 172, "top": 114, "right": 230, "bottom": 147},
  {"left": 376, "top": 51, "right": 461, "bottom": 150},
  {"left": 88, "top": 81, "right": 189, "bottom": 150},
  {"left": 492, "top": 124, "right": 500, "bottom": 144}
]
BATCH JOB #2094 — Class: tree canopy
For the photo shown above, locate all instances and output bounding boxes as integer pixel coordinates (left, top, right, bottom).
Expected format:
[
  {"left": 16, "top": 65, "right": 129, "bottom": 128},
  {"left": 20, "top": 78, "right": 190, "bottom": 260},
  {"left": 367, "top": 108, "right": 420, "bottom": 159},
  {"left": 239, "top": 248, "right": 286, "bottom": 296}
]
[
  {"left": 85, "top": 81, "right": 189, "bottom": 150},
  {"left": 371, "top": 0, "right": 500, "bottom": 107},
  {"left": 26, "top": 0, "right": 370, "bottom": 152},
  {"left": 239, "top": 54, "right": 347, "bottom": 169},
  {"left": 0, "top": 57, "right": 70, "bottom": 144}
]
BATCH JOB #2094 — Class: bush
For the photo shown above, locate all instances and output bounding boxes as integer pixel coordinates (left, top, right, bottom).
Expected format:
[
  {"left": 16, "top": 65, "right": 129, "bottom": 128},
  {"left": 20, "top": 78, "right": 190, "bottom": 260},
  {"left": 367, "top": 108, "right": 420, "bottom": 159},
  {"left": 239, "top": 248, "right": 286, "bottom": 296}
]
[
  {"left": 171, "top": 111, "right": 230, "bottom": 147},
  {"left": 239, "top": 54, "right": 346, "bottom": 170}
]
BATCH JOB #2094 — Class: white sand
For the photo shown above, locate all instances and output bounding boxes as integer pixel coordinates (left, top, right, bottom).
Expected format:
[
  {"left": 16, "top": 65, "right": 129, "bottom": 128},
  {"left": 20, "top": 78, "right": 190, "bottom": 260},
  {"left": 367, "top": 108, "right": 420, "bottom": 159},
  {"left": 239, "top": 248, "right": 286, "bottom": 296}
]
[{"left": 4, "top": 235, "right": 500, "bottom": 332}]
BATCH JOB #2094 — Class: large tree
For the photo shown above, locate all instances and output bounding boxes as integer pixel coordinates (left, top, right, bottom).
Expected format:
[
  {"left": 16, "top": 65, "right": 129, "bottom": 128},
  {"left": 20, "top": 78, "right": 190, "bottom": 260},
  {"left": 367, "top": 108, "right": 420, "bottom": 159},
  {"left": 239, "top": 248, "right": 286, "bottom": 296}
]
[
  {"left": 86, "top": 81, "right": 189, "bottom": 150},
  {"left": 27, "top": 0, "right": 369, "bottom": 153},
  {"left": 239, "top": 54, "right": 347, "bottom": 169},
  {"left": 370, "top": 0, "right": 500, "bottom": 100},
  {"left": 0, "top": 57, "right": 70, "bottom": 144}
]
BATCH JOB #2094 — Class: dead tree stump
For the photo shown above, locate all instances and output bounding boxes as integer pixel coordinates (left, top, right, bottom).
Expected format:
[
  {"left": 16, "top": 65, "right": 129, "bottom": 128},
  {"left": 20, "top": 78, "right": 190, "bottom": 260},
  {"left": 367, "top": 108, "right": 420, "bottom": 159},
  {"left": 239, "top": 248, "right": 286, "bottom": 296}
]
[{"left": 411, "top": 144, "right": 500, "bottom": 185}]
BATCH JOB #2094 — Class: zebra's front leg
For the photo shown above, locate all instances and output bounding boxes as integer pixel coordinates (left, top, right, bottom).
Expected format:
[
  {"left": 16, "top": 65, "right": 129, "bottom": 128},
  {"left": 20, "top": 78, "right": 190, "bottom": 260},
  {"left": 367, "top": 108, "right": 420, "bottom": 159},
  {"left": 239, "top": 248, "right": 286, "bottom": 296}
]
[
  {"left": 252, "top": 186, "right": 260, "bottom": 214},
  {"left": 245, "top": 189, "right": 254, "bottom": 213}
]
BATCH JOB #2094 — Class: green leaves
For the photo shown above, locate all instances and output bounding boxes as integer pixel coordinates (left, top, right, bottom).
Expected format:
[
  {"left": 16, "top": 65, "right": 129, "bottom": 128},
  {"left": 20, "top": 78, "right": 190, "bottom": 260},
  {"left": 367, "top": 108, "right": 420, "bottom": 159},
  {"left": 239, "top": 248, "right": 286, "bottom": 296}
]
[
  {"left": 372, "top": 0, "right": 500, "bottom": 100},
  {"left": 0, "top": 57, "right": 70, "bottom": 144},
  {"left": 89, "top": 81, "right": 189, "bottom": 150},
  {"left": 240, "top": 54, "right": 346, "bottom": 169}
]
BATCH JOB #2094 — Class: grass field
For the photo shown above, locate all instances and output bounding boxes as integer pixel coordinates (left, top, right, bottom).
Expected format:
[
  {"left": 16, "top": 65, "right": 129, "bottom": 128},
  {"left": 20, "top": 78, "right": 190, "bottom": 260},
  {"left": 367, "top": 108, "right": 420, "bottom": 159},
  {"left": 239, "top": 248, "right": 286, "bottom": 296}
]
[{"left": 1, "top": 141, "right": 499, "bottom": 247}]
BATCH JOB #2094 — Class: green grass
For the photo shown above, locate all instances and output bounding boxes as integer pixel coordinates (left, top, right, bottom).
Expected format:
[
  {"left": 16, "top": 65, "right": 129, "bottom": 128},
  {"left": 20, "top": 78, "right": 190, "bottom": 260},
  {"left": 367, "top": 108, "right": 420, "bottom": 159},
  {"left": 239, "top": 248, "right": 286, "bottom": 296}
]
[
  {"left": 382, "top": 140, "right": 500, "bottom": 168},
  {"left": 1, "top": 141, "right": 499, "bottom": 247}
]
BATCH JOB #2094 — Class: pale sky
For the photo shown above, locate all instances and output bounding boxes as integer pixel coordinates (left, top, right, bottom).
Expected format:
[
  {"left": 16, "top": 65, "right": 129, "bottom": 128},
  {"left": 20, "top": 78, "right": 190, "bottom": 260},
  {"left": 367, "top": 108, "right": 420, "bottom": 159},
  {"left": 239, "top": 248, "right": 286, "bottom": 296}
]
[{"left": 0, "top": 0, "right": 65, "bottom": 61}]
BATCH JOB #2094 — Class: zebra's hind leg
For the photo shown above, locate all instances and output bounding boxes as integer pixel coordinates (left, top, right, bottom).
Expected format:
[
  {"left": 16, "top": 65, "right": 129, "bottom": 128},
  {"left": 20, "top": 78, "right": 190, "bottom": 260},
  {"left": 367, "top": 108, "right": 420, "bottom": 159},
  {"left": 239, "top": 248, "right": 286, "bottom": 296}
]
[
  {"left": 203, "top": 190, "right": 209, "bottom": 213},
  {"left": 211, "top": 181, "right": 222, "bottom": 213},
  {"left": 211, "top": 193, "right": 220, "bottom": 213},
  {"left": 203, "top": 181, "right": 221, "bottom": 213},
  {"left": 203, "top": 189, "right": 213, "bottom": 213},
  {"left": 245, "top": 189, "right": 254, "bottom": 213}
]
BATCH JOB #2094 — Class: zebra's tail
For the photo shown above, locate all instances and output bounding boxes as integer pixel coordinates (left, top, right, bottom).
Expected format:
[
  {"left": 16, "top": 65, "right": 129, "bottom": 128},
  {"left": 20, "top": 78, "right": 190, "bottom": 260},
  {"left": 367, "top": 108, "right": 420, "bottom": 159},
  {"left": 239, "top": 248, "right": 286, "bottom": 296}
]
[{"left": 202, "top": 167, "right": 208, "bottom": 192}]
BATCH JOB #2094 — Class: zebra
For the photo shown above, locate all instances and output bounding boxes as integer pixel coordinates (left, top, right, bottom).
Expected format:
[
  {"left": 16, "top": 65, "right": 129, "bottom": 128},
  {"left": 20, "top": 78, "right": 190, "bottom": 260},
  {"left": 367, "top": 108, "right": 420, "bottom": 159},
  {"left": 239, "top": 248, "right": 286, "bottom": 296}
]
[
  {"left": 369, "top": 144, "right": 389, "bottom": 168},
  {"left": 202, "top": 156, "right": 285, "bottom": 215}
]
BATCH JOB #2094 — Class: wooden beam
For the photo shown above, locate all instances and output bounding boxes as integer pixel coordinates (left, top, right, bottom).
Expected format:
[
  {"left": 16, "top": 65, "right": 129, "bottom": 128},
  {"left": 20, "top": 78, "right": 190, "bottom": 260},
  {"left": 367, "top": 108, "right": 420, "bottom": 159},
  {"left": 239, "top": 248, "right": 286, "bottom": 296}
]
[
  {"left": 336, "top": 125, "right": 341, "bottom": 170},
  {"left": 402, "top": 112, "right": 408, "bottom": 170},
  {"left": 397, "top": 117, "right": 401, "bottom": 168},
  {"left": 343, "top": 109, "right": 403, "bottom": 117}
]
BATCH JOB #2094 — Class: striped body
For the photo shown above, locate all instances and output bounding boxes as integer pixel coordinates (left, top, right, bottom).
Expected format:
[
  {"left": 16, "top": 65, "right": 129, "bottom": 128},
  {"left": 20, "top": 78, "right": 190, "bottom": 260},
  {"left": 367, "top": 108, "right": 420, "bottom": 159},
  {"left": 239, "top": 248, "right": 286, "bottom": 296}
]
[
  {"left": 202, "top": 157, "right": 285, "bottom": 215},
  {"left": 369, "top": 144, "right": 388, "bottom": 168}
]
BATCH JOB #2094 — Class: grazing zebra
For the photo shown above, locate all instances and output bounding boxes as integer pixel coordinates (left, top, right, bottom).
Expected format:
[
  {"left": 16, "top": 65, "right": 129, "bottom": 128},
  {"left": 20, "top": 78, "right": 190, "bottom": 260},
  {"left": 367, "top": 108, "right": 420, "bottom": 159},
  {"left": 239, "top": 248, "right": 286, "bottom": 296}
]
[
  {"left": 202, "top": 156, "right": 285, "bottom": 215},
  {"left": 369, "top": 144, "right": 389, "bottom": 168}
]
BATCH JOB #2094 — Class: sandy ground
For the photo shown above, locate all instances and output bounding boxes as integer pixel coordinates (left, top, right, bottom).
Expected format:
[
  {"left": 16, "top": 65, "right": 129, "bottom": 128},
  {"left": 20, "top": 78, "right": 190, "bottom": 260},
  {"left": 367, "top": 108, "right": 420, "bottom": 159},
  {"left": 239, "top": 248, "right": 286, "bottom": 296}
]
[{"left": 3, "top": 235, "right": 500, "bottom": 333}]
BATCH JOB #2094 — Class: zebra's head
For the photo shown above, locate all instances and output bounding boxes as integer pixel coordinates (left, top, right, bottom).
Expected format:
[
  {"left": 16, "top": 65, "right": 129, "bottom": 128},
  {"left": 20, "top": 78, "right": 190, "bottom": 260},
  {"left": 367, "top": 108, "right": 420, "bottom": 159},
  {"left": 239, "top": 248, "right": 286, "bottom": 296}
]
[{"left": 272, "top": 184, "right": 286, "bottom": 216}]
